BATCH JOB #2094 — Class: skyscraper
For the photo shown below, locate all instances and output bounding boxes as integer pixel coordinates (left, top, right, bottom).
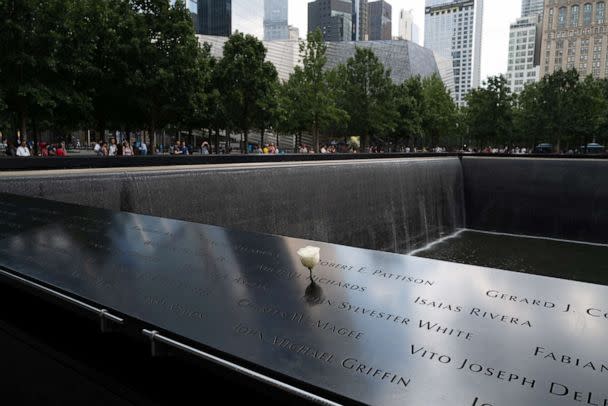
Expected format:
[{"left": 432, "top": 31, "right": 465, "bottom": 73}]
[
  {"left": 506, "top": 16, "right": 541, "bottom": 93},
  {"left": 398, "top": 9, "right": 419, "bottom": 44},
  {"left": 197, "top": 0, "right": 263, "bottom": 38},
  {"left": 198, "top": 0, "right": 231, "bottom": 36},
  {"left": 352, "top": 0, "right": 369, "bottom": 40},
  {"left": 264, "top": 0, "right": 288, "bottom": 41},
  {"left": 368, "top": 1, "right": 392, "bottom": 41},
  {"left": 424, "top": 0, "right": 484, "bottom": 106},
  {"left": 540, "top": 0, "right": 608, "bottom": 79},
  {"left": 521, "top": 0, "right": 545, "bottom": 18},
  {"left": 505, "top": 0, "right": 543, "bottom": 93},
  {"left": 308, "top": 0, "right": 354, "bottom": 42}
]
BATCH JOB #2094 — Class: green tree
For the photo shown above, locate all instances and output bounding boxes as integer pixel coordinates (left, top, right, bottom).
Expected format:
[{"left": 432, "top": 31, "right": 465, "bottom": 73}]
[
  {"left": 217, "top": 32, "right": 277, "bottom": 153},
  {"left": 254, "top": 65, "right": 280, "bottom": 148},
  {"left": 129, "top": 0, "right": 204, "bottom": 147},
  {"left": 278, "top": 68, "right": 308, "bottom": 147},
  {"left": 333, "top": 47, "right": 397, "bottom": 150},
  {"left": 393, "top": 76, "right": 423, "bottom": 148},
  {"left": 176, "top": 42, "right": 216, "bottom": 146},
  {"left": 206, "top": 57, "right": 228, "bottom": 153},
  {"left": 66, "top": 0, "right": 140, "bottom": 140},
  {"left": 513, "top": 81, "right": 546, "bottom": 148},
  {"left": 421, "top": 74, "right": 456, "bottom": 148},
  {"left": 539, "top": 69, "right": 580, "bottom": 151},
  {"left": 294, "top": 29, "right": 345, "bottom": 152},
  {"left": 464, "top": 75, "right": 514, "bottom": 148},
  {"left": 570, "top": 75, "right": 606, "bottom": 149},
  {"left": 0, "top": 0, "right": 73, "bottom": 143}
]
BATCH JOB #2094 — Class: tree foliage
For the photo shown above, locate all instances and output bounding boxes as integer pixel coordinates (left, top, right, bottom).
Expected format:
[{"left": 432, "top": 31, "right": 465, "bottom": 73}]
[
  {"left": 332, "top": 47, "right": 397, "bottom": 149},
  {"left": 420, "top": 74, "right": 457, "bottom": 148},
  {"left": 3, "top": 2, "right": 608, "bottom": 154},
  {"left": 289, "top": 29, "right": 346, "bottom": 152},
  {"left": 463, "top": 70, "right": 608, "bottom": 151},
  {"left": 465, "top": 75, "right": 514, "bottom": 148},
  {"left": 216, "top": 32, "right": 278, "bottom": 152}
]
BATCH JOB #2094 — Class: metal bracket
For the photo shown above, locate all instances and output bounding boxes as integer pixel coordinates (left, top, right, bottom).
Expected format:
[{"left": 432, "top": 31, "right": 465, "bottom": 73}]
[
  {"left": 147, "top": 329, "right": 160, "bottom": 357},
  {"left": 142, "top": 329, "right": 342, "bottom": 406},
  {"left": 99, "top": 308, "right": 123, "bottom": 333}
]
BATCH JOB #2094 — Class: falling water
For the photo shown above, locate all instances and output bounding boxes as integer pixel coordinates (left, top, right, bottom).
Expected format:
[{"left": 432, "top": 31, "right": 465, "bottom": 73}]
[{"left": 0, "top": 158, "right": 466, "bottom": 254}]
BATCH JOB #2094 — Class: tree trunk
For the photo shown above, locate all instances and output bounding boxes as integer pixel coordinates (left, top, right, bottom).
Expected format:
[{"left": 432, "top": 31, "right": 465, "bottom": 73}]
[
  {"left": 97, "top": 120, "right": 106, "bottom": 143},
  {"left": 312, "top": 124, "right": 319, "bottom": 153},
  {"left": 215, "top": 128, "right": 220, "bottom": 154},
  {"left": 260, "top": 127, "right": 265, "bottom": 147},
  {"left": 297, "top": 132, "right": 302, "bottom": 152},
  {"left": 151, "top": 124, "right": 157, "bottom": 154},
  {"left": 19, "top": 111, "right": 27, "bottom": 142},
  {"left": 360, "top": 131, "right": 368, "bottom": 152},
  {"left": 32, "top": 119, "right": 39, "bottom": 156},
  {"left": 243, "top": 129, "right": 249, "bottom": 154}
]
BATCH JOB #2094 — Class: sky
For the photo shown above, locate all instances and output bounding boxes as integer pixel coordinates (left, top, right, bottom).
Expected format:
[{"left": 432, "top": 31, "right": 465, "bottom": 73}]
[{"left": 288, "top": 0, "right": 521, "bottom": 81}]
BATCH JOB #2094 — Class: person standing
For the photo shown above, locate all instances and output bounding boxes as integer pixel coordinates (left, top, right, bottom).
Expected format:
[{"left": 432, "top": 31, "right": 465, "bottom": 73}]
[
  {"left": 109, "top": 138, "right": 118, "bottom": 156},
  {"left": 122, "top": 141, "right": 133, "bottom": 156},
  {"left": 180, "top": 141, "right": 189, "bottom": 155},
  {"left": 55, "top": 142, "right": 68, "bottom": 157},
  {"left": 139, "top": 141, "right": 148, "bottom": 156},
  {"left": 16, "top": 140, "right": 31, "bottom": 157},
  {"left": 171, "top": 140, "right": 181, "bottom": 155},
  {"left": 5, "top": 142, "right": 16, "bottom": 156},
  {"left": 94, "top": 140, "right": 102, "bottom": 156}
]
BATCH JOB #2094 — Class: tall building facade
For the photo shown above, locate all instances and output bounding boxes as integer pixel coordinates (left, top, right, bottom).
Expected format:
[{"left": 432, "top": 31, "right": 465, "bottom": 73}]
[
  {"left": 540, "top": 0, "right": 608, "bottom": 79},
  {"left": 308, "top": 0, "right": 354, "bottom": 42},
  {"left": 505, "top": 0, "right": 544, "bottom": 93},
  {"left": 198, "top": 0, "right": 263, "bottom": 38},
  {"left": 521, "top": 0, "right": 546, "bottom": 18},
  {"left": 424, "top": 0, "right": 484, "bottom": 105},
  {"left": 200, "top": 35, "right": 454, "bottom": 89},
  {"left": 198, "top": 0, "right": 231, "bottom": 36},
  {"left": 368, "top": 0, "right": 392, "bottom": 41},
  {"left": 288, "top": 25, "right": 300, "bottom": 40},
  {"left": 308, "top": 0, "right": 370, "bottom": 41},
  {"left": 353, "top": 0, "right": 369, "bottom": 40},
  {"left": 398, "top": 9, "right": 420, "bottom": 44},
  {"left": 506, "top": 16, "right": 542, "bottom": 93},
  {"left": 264, "top": 0, "right": 288, "bottom": 41}
]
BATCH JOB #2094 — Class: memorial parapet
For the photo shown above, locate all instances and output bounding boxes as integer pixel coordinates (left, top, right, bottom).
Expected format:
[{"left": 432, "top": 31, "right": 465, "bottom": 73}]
[{"left": 0, "top": 193, "right": 606, "bottom": 405}]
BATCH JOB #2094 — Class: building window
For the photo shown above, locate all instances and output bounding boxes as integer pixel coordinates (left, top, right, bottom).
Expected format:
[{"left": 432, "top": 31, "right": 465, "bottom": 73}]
[
  {"left": 597, "top": 2, "right": 606, "bottom": 24},
  {"left": 584, "top": 3, "right": 593, "bottom": 26},
  {"left": 558, "top": 7, "right": 567, "bottom": 28},
  {"left": 571, "top": 5, "right": 580, "bottom": 27}
]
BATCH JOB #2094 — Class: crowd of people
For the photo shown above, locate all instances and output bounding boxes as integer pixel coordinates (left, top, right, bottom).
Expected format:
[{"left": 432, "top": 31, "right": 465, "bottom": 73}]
[
  {"left": 92, "top": 138, "right": 145, "bottom": 156},
  {"left": 0, "top": 140, "right": 69, "bottom": 157},
  {"left": 1, "top": 135, "right": 592, "bottom": 158}
]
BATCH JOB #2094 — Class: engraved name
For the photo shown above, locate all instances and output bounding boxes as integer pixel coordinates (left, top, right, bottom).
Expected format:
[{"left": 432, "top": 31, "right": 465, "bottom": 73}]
[
  {"left": 533, "top": 346, "right": 607, "bottom": 375},
  {"left": 411, "top": 345, "right": 536, "bottom": 389},
  {"left": 318, "top": 260, "right": 436, "bottom": 286},
  {"left": 341, "top": 357, "right": 411, "bottom": 389}
]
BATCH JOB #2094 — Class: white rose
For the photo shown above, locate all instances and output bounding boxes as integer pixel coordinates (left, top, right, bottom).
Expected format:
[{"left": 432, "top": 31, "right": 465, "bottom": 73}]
[{"left": 297, "top": 246, "right": 320, "bottom": 269}]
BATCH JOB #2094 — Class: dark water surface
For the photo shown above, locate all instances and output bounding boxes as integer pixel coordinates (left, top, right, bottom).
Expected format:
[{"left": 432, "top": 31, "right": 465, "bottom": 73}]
[{"left": 413, "top": 230, "right": 608, "bottom": 285}]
